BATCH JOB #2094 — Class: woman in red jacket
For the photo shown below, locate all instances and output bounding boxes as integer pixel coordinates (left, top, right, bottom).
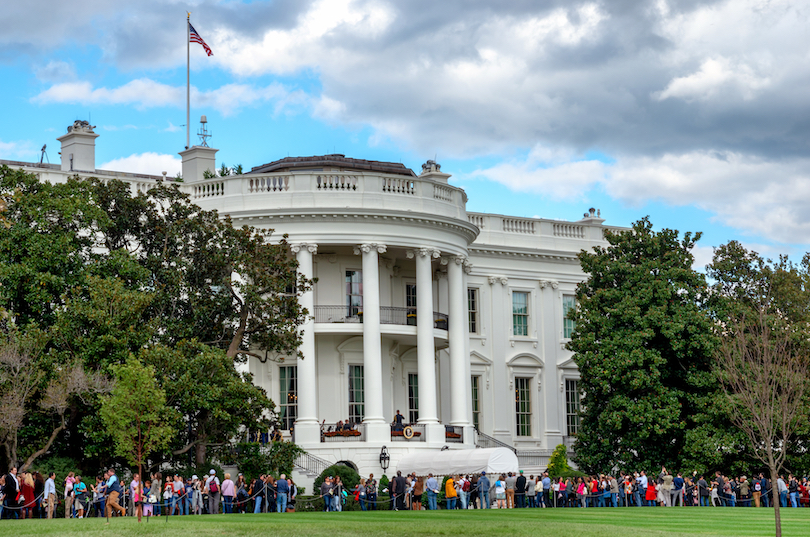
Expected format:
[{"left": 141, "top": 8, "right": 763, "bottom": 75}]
[{"left": 645, "top": 479, "right": 658, "bottom": 507}]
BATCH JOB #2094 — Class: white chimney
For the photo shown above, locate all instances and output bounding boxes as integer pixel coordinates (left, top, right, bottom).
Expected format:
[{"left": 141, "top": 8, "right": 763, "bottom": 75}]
[{"left": 57, "top": 121, "right": 99, "bottom": 172}]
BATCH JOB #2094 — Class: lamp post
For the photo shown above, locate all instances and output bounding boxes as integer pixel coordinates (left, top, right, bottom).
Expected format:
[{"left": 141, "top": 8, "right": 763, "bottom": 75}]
[{"left": 379, "top": 446, "right": 390, "bottom": 472}]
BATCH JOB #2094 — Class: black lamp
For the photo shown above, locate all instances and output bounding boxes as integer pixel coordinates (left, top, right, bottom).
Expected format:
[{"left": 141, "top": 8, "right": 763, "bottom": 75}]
[{"left": 379, "top": 445, "right": 390, "bottom": 471}]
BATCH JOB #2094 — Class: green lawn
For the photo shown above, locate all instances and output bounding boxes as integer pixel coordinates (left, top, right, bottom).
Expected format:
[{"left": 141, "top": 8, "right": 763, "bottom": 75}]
[{"left": 2, "top": 508, "right": 808, "bottom": 536}]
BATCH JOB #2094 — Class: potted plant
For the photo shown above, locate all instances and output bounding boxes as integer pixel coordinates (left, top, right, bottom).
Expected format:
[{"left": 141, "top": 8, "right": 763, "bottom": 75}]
[{"left": 407, "top": 313, "right": 417, "bottom": 326}]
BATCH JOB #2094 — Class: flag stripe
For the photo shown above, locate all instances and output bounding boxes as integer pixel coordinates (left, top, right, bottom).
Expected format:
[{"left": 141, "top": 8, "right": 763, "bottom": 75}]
[{"left": 189, "top": 23, "right": 213, "bottom": 56}]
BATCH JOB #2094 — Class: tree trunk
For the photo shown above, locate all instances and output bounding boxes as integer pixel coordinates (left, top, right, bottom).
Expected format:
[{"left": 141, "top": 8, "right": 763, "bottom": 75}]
[
  {"left": 195, "top": 443, "right": 207, "bottom": 466},
  {"left": 20, "top": 419, "right": 66, "bottom": 472},
  {"left": 770, "top": 465, "right": 782, "bottom": 537}
]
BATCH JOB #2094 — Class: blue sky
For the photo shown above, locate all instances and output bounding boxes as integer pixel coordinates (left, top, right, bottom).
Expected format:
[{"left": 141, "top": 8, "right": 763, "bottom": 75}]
[{"left": 4, "top": 0, "right": 810, "bottom": 268}]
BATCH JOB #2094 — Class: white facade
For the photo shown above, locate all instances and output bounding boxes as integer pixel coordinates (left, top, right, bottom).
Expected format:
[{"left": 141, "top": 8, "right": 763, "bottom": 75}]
[{"left": 2, "top": 124, "right": 620, "bottom": 484}]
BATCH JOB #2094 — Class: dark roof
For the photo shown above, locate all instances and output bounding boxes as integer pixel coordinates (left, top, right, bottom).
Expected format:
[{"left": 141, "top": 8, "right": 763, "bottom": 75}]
[{"left": 247, "top": 154, "right": 416, "bottom": 177}]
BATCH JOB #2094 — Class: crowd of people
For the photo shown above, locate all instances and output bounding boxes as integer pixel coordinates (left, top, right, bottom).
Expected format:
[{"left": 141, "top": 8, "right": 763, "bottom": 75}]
[
  {"left": 344, "top": 467, "right": 810, "bottom": 511},
  {"left": 3, "top": 463, "right": 809, "bottom": 520},
  {"left": 0, "top": 466, "right": 299, "bottom": 521}
]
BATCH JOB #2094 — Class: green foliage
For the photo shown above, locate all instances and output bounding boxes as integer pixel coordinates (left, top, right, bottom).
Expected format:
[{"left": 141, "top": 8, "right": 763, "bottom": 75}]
[
  {"left": 546, "top": 444, "right": 573, "bottom": 477},
  {"left": 30, "top": 455, "right": 83, "bottom": 481},
  {"left": 233, "top": 164, "right": 243, "bottom": 175},
  {"left": 219, "top": 164, "right": 231, "bottom": 177},
  {"left": 100, "top": 356, "right": 175, "bottom": 475},
  {"left": 568, "top": 217, "right": 719, "bottom": 473},
  {"left": 313, "top": 464, "right": 360, "bottom": 494},
  {"left": 378, "top": 474, "right": 389, "bottom": 492},
  {"left": 203, "top": 169, "right": 216, "bottom": 179},
  {"left": 220, "top": 441, "right": 303, "bottom": 481}
]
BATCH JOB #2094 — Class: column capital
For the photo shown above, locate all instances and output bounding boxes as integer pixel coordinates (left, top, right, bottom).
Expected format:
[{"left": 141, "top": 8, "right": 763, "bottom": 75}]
[
  {"left": 407, "top": 248, "right": 441, "bottom": 259},
  {"left": 463, "top": 259, "right": 473, "bottom": 274},
  {"left": 354, "top": 243, "right": 387, "bottom": 255},
  {"left": 488, "top": 275, "right": 508, "bottom": 285},
  {"left": 539, "top": 279, "right": 559, "bottom": 289},
  {"left": 290, "top": 243, "right": 318, "bottom": 254}
]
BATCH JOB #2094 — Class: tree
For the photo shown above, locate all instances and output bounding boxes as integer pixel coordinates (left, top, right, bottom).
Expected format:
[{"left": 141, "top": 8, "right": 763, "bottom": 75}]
[
  {"left": 142, "top": 341, "right": 276, "bottom": 464},
  {"left": 546, "top": 444, "right": 573, "bottom": 478},
  {"left": 0, "top": 332, "right": 109, "bottom": 471},
  {"left": 567, "top": 217, "right": 718, "bottom": 472},
  {"left": 100, "top": 356, "right": 175, "bottom": 480},
  {"left": 709, "top": 241, "right": 810, "bottom": 537}
]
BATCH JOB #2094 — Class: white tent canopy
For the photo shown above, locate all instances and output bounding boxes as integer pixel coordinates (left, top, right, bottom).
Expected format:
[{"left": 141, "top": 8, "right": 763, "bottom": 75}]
[{"left": 396, "top": 448, "right": 519, "bottom": 477}]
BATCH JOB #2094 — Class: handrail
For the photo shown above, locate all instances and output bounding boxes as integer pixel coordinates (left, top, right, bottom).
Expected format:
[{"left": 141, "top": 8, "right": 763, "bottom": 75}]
[
  {"left": 294, "top": 452, "right": 333, "bottom": 477},
  {"left": 474, "top": 427, "right": 517, "bottom": 453},
  {"left": 313, "top": 305, "right": 449, "bottom": 329}
]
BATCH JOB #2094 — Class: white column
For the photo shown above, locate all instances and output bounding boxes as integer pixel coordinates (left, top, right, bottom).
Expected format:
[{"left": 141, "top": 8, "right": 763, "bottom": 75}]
[
  {"left": 291, "top": 243, "right": 319, "bottom": 445},
  {"left": 448, "top": 255, "right": 470, "bottom": 427},
  {"left": 410, "top": 248, "right": 441, "bottom": 439},
  {"left": 355, "top": 243, "right": 389, "bottom": 442}
]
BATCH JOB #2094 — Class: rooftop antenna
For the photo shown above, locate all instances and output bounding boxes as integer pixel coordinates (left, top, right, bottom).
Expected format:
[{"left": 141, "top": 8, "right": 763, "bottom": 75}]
[
  {"left": 40, "top": 144, "right": 49, "bottom": 164},
  {"left": 197, "top": 115, "right": 211, "bottom": 147}
]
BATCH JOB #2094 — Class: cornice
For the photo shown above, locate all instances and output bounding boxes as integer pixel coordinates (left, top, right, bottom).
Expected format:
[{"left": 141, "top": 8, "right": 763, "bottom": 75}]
[
  {"left": 230, "top": 208, "right": 479, "bottom": 244},
  {"left": 468, "top": 245, "right": 582, "bottom": 262}
]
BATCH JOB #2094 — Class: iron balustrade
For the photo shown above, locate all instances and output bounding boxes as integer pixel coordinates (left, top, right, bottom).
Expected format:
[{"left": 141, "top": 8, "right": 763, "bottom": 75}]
[
  {"left": 445, "top": 425, "right": 464, "bottom": 443},
  {"left": 321, "top": 422, "right": 366, "bottom": 442},
  {"left": 391, "top": 423, "right": 426, "bottom": 442},
  {"left": 314, "top": 306, "right": 449, "bottom": 329}
]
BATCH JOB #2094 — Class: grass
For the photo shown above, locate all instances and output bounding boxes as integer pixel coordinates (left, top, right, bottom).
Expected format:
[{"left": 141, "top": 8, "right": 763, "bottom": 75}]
[{"left": 2, "top": 508, "right": 808, "bottom": 537}]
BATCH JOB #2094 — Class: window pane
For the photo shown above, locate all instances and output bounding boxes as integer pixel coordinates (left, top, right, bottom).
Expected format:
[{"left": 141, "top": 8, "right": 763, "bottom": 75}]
[
  {"left": 349, "top": 365, "right": 365, "bottom": 422},
  {"left": 512, "top": 291, "right": 529, "bottom": 337},
  {"left": 515, "top": 377, "right": 532, "bottom": 437},
  {"left": 468, "top": 288, "right": 478, "bottom": 334},
  {"left": 278, "top": 366, "right": 297, "bottom": 430},
  {"left": 563, "top": 295, "right": 577, "bottom": 339},
  {"left": 408, "top": 373, "right": 419, "bottom": 423},
  {"left": 565, "top": 379, "right": 580, "bottom": 436},
  {"left": 471, "top": 376, "right": 481, "bottom": 430},
  {"left": 346, "top": 271, "right": 363, "bottom": 316}
]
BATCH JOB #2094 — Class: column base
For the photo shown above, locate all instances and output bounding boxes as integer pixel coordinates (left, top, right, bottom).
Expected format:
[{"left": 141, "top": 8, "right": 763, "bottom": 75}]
[
  {"left": 293, "top": 420, "right": 321, "bottom": 448},
  {"left": 423, "top": 422, "right": 446, "bottom": 446},
  {"left": 363, "top": 421, "right": 391, "bottom": 443}
]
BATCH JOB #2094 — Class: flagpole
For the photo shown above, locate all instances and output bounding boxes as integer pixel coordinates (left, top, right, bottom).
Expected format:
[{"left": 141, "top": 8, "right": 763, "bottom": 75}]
[{"left": 186, "top": 12, "right": 190, "bottom": 149}]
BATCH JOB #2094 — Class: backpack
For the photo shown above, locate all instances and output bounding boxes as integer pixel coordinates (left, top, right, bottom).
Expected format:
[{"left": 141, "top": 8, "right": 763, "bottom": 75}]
[
  {"left": 209, "top": 479, "right": 219, "bottom": 493},
  {"left": 462, "top": 480, "right": 471, "bottom": 492},
  {"left": 755, "top": 482, "right": 761, "bottom": 492}
]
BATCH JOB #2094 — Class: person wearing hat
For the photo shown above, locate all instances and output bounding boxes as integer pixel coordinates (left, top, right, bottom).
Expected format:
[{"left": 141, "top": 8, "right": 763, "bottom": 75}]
[
  {"left": 478, "top": 471, "right": 491, "bottom": 509},
  {"left": 205, "top": 470, "right": 220, "bottom": 514}
]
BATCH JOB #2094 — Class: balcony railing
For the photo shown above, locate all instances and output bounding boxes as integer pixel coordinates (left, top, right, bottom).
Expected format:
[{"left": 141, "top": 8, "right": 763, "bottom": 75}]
[
  {"left": 314, "top": 306, "right": 448, "bottom": 329},
  {"left": 391, "top": 423, "right": 426, "bottom": 442},
  {"left": 321, "top": 422, "right": 365, "bottom": 442}
]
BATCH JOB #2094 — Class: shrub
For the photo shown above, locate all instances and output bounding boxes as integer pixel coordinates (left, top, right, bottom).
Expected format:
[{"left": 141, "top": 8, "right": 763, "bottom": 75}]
[
  {"left": 546, "top": 444, "right": 573, "bottom": 478},
  {"left": 313, "top": 464, "right": 360, "bottom": 494}
]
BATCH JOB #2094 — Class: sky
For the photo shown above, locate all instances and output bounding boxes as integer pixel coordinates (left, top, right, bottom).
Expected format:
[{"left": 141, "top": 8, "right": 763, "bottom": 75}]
[{"left": 3, "top": 0, "right": 810, "bottom": 268}]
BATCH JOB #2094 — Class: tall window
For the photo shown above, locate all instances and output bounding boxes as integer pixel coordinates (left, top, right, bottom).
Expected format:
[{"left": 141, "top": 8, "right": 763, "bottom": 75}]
[
  {"left": 512, "top": 291, "right": 529, "bottom": 336},
  {"left": 468, "top": 288, "right": 479, "bottom": 334},
  {"left": 471, "top": 376, "right": 481, "bottom": 430},
  {"left": 406, "top": 284, "right": 417, "bottom": 310},
  {"left": 346, "top": 270, "right": 363, "bottom": 317},
  {"left": 563, "top": 295, "right": 577, "bottom": 339},
  {"left": 408, "top": 373, "right": 419, "bottom": 423},
  {"left": 515, "top": 377, "right": 532, "bottom": 436},
  {"left": 349, "top": 365, "right": 365, "bottom": 422},
  {"left": 566, "top": 379, "right": 581, "bottom": 436},
  {"left": 278, "top": 366, "right": 297, "bottom": 430}
]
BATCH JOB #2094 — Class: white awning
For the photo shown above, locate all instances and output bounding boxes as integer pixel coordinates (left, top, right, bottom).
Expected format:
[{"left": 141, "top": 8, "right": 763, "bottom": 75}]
[{"left": 396, "top": 447, "right": 519, "bottom": 477}]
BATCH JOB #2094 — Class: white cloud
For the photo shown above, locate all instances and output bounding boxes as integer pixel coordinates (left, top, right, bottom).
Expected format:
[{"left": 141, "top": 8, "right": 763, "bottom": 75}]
[
  {"left": 31, "top": 79, "right": 296, "bottom": 116},
  {"left": 0, "top": 139, "right": 38, "bottom": 161},
  {"left": 99, "top": 152, "right": 181, "bottom": 177},
  {"left": 33, "top": 60, "right": 77, "bottom": 82},
  {"left": 471, "top": 145, "right": 607, "bottom": 201},
  {"left": 608, "top": 151, "right": 810, "bottom": 245},
  {"left": 654, "top": 57, "right": 771, "bottom": 102}
]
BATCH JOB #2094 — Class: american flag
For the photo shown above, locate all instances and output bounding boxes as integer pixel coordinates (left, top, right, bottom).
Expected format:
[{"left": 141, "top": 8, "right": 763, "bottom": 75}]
[{"left": 189, "top": 23, "right": 213, "bottom": 56}]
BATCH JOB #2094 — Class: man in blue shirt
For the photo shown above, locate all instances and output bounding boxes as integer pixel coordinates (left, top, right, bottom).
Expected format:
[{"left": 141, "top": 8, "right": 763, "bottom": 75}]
[
  {"left": 44, "top": 472, "right": 57, "bottom": 519},
  {"left": 672, "top": 472, "right": 685, "bottom": 506},
  {"left": 542, "top": 472, "right": 551, "bottom": 508},
  {"left": 425, "top": 474, "right": 439, "bottom": 510},
  {"left": 478, "top": 472, "right": 491, "bottom": 509},
  {"left": 277, "top": 474, "right": 290, "bottom": 513},
  {"left": 105, "top": 469, "right": 126, "bottom": 522}
]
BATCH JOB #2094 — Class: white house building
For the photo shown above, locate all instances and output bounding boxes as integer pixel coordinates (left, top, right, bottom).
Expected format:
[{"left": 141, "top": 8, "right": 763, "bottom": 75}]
[{"left": 2, "top": 122, "right": 620, "bottom": 483}]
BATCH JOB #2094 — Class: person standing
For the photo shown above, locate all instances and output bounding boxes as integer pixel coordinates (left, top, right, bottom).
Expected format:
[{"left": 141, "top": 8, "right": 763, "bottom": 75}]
[
  {"left": 412, "top": 476, "right": 424, "bottom": 511},
  {"left": 63, "top": 471, "right": 74, "bottom": 518},
  {"left": 505, "top": 472, "right": 516, "bottom": 508},
  {"left": 221, "top": 473, "right": 235, "bottom": 514},
  {"left": 205, "top": 470, "right": 221, "bottom": 514},
  {"left": 425, "top": 473, "right": 439, "bottom": 511},
  {"left": 752, "top": 475, "right": 762, "bottom": 508},
  {"left": 671, "top": 473, "right": 684, "bottom": 507},
  {"left": 393, "top": 471, "right": 407, "bottom": 511},
  {"left": 515, "top": 471, "right": 526, "bottom": 508},
  {"left": 276, "top": 473, "right": 290, "bottom": 513},
  {"left": 44, "top": 472, "right": 57, "bottom": 519},
  {"left": 542, "top": 472, "right": 552, "bottom": 508},
  {"left": 320, "top": 476, "right": 332, "bottom": 512},
  {"left": 777, "top": 475, "right": 788, "bottom": 507},
  {"left": 151, "top": 472, "right": 162, "bottom": 516},
  {"left": 131, "top": 474, "right": 144, "bottom": 523},
  {"left": 478, "top": 472, "right": 490, "bottom": 509},
  {"left": 105, "top": 469, "right": 126, "bottom": 522},
  {"left": 445, "top": 475, "right": 458, "bottom": 510},
  {"left": 661, "top": 471, "right": 673, "bottom": 507}
]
